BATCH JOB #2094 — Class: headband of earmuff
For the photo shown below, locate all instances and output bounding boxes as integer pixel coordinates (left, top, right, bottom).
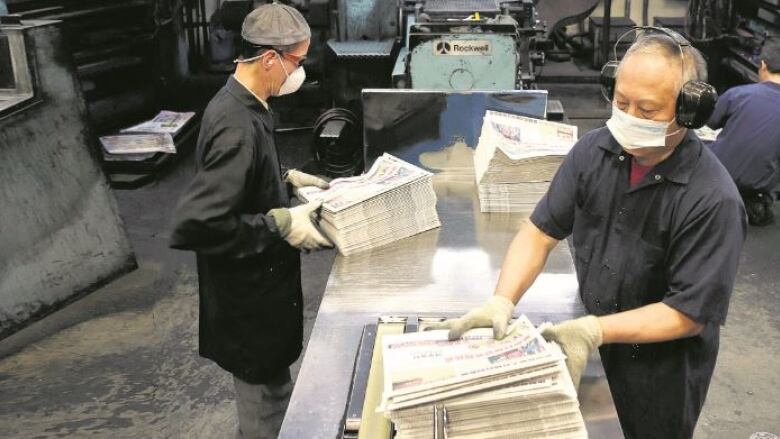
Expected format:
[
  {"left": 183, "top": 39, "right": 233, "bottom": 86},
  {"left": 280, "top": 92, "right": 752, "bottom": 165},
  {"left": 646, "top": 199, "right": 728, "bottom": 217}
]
[{"left": 600, "top": 26, "right": 717, "bottom": 129}]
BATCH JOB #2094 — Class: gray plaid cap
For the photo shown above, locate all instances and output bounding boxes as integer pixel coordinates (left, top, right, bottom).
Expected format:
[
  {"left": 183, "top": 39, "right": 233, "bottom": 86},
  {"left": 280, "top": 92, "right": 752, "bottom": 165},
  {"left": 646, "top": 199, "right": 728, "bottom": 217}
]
[{"left": 241, "top": 1, "right": 311, "bottom": 47}]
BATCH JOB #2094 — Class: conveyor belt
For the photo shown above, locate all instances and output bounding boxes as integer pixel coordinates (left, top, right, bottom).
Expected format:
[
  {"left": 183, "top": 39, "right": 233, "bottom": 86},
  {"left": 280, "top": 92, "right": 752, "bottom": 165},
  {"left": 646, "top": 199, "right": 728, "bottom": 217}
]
[
  {"left": 343, "top": 317, "right": 446, "bottom": 438},
  {"left": 343, "top": 324, "right": 377, "bottom": 437},
  {"left": 357, "top": 318, "right": 405, "bottom": 439}
]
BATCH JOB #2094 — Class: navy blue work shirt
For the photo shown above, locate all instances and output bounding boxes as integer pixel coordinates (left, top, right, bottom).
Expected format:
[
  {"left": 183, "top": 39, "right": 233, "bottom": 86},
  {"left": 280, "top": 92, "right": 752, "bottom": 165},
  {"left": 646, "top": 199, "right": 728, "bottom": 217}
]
[
  {"left": 531, "top": 127, "right": 746, "bottom": 439},
  {"left": 708, "top": 81, "right": 780, "bottom": 193}
]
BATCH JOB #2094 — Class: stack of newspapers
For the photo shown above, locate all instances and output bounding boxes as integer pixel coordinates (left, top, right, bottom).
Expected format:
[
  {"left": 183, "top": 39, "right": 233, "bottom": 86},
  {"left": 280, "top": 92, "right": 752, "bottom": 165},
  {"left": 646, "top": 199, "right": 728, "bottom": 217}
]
[
  {"left": 296, "top": 154, "right": 440, "bottom": 256},
  {"left": 380, "top": 316, "right": 587, "bottom": 439},
  {"left": 100, "top": 110, "right": 195, "bottom": 156},
  {"left": 474, "top": 111, "right": 578, "bottom": 212}
]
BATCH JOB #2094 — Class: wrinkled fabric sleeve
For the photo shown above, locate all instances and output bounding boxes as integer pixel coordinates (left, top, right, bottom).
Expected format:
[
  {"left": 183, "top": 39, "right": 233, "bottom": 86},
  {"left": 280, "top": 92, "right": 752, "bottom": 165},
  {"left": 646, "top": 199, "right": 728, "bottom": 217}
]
[
  {"left": 169, "top": 124, "right": 282, "bottom": 257},
  {"left": 530, "top": 142, "right": 580, "bottom": 240},
  {"left": 707, "top": 88, "right": 734, "bottom": 130},
  {"left": 662, "top": 195, "right": 746, "bottom": 324}
]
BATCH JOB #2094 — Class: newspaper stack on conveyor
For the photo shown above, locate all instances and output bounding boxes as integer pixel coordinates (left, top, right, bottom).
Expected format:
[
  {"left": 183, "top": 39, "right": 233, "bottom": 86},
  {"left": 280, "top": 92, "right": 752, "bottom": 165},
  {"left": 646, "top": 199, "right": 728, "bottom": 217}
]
[
  {"left": 474, "top": 111, "right": 578, "bottom": 212},
  {"left": 379, "top": 315, "right": 588, "bottom": 439},
  {"left": 297, "top": 153, "right": 440, "bottom": 256}
]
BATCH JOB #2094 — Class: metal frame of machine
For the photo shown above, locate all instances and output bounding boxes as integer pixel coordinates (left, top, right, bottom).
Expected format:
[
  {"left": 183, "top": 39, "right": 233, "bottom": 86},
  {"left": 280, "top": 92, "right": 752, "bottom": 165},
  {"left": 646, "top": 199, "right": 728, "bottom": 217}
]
[{"left": 0, "top": 16, "right": 36, "bottom": 116}]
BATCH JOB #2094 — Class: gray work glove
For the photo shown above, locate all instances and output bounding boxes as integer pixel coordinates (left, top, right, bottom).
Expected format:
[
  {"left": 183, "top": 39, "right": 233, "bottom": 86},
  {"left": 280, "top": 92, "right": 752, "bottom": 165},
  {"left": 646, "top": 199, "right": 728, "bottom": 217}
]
[
  {"left": 425, "top": 296, "right": 515, "bottom": 341},
  {"left": 541, "top": 315, "right": 603, "bottom": 390},
  {"left": 285, "top": 169, "right": 330, "bottom": 190},
  {"left": 268, "top": 201, "right": 333, "bottom": 251}
]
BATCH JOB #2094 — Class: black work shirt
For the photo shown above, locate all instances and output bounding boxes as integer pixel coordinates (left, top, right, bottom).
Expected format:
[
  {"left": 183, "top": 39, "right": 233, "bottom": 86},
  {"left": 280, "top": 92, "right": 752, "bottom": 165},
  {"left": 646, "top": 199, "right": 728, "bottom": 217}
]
[
  {"left": 170, "top": 76, "right": 304, "bottom": 384},
  {"left": 531, "top": 127, "right": 746, "bottom": 439},
  {"left": 708, "top": 81, "right": 780, "bottom": 193}
]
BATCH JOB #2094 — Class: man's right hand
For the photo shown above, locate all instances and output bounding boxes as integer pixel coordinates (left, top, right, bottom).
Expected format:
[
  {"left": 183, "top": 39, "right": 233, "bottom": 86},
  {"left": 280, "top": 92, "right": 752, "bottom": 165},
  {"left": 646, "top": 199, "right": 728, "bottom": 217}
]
[
  {"left": 285, "top": 169, "right": 330, "bottom": 190},
  {"left": 425, "top": 296, "right": 515, "bottom": 341},
  {"left": 269, "top": 201, "right": 333, "bottom": 251}
]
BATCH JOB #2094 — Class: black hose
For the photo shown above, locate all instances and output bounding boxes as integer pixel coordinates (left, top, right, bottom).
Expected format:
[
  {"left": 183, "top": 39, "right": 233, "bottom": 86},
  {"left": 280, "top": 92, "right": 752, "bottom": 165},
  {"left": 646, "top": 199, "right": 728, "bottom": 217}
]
[{"left": 312, "top": 108, "right": 364, "bottom": 178}]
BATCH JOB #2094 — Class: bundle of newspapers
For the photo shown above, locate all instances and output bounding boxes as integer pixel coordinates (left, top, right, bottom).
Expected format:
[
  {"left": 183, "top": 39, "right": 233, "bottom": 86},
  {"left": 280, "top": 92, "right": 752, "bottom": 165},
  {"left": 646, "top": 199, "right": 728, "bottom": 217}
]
[
  {"left": 379, "top": 315, "right": 587, "bottom": 439},
  {"left": 99, "top": 110, "right": 195, "bottom": 157},
  {"left": 296, "top": 154, "right": 440, "bottom": 256},
  {"left": 474, "top": 111, "right": 578, "bottom": 212}
]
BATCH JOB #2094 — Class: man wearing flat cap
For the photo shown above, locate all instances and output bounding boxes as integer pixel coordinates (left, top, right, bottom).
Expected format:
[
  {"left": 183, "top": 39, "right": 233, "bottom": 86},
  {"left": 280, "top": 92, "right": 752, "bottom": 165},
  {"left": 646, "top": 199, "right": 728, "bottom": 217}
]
[{"left": 170, "top": 2, "right": 331, "bottom": 437}]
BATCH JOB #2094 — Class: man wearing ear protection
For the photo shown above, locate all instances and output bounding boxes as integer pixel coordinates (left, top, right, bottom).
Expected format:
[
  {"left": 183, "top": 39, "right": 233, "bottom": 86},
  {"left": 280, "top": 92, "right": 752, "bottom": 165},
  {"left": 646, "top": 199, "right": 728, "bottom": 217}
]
[
  {"left": 429, "top": 29, "right": 746, "bottom": 438},
  {"left": 169, "top": 2, "right": 332, "bottom": 437},
  {"left": 707, "top": 36, "right": 780, "bottom": 226}
]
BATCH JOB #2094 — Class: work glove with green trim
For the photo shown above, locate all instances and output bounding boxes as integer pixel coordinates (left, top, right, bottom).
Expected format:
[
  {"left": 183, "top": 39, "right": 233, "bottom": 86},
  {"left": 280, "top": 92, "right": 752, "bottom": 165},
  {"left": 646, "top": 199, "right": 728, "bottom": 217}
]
[{"left": 269, "top": 200, "right": 333, "bottom": 251}]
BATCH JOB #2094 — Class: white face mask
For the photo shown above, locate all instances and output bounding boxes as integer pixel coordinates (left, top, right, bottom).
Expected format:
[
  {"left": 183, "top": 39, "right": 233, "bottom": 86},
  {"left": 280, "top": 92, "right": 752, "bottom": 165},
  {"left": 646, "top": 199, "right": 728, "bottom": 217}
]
[
  {"left": 275, "top": 52, "right": 305, "bottom": 96},
  {"left": 606, "top": 106, "right": 681, "bottom": 150}
]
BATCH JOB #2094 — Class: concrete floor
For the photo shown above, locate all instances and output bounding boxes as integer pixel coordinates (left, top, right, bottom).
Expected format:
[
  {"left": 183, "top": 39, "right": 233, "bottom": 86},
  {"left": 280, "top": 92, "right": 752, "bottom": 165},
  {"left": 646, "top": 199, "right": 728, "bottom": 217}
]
[
  {"left": 0, "top": 84, "right": 778, "bottom": 438},
  {"left": 0, "top": 130, "right": 336, "bottom": 438}
]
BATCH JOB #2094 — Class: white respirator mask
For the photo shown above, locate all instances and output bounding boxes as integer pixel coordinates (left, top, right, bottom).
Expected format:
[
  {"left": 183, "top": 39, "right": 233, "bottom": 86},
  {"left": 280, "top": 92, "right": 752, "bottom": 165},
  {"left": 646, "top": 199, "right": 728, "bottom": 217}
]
[
  {"left": 275, "top": 52, "right": 305, "bottom": 96},
  {"left": 233, "top": 51, "right": 306, "bottom": 96},
  {"left": 606, "top": 105, "right": 682, "bottom": 150}
]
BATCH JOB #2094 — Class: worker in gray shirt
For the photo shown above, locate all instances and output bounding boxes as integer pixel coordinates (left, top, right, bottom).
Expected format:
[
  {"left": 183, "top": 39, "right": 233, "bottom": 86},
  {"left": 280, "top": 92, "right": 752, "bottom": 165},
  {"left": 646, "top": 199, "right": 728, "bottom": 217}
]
[
  {"left": 707, "top": 37, "right": 780, "bottom": 226},
  {"left": 170, "top": 3, "right": 331, "bottom": 438}
]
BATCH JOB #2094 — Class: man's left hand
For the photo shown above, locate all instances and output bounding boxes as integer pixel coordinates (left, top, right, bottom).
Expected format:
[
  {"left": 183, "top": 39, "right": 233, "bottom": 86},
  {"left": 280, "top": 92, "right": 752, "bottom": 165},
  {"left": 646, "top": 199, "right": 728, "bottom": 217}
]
[
  {"left": 285, "top": 169, "right": 330, "bottom": 189},
  {"left": 541, "top": 315, "right": 603, "bottom": 390}
]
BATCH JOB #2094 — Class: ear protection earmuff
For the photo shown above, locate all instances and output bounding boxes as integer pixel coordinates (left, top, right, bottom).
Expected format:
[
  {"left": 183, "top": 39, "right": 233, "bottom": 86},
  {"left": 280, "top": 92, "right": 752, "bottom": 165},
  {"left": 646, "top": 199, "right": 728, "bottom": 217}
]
[{"left": 600, "top": 26, "right": 718, "bottom": 129}]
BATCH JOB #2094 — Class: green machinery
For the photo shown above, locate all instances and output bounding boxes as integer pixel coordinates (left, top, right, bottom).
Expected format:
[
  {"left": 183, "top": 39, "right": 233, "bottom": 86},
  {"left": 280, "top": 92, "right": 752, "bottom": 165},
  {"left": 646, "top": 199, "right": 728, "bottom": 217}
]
[
  {"left": 325, "top": 0, "right": 547, "bottom": 103},
  {"left": 405, "top": 24, "right": 520, "bottom": 90}
]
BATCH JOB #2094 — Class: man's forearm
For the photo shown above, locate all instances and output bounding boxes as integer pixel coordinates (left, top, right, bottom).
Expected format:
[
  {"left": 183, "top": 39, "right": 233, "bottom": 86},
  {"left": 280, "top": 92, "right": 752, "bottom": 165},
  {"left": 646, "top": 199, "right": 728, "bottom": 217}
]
[
  {"left": 494, "top": 221, "right": 559, "bottom": 304},
  {"left": 599, "top": 302, "right": 704, "bottom": 344}
]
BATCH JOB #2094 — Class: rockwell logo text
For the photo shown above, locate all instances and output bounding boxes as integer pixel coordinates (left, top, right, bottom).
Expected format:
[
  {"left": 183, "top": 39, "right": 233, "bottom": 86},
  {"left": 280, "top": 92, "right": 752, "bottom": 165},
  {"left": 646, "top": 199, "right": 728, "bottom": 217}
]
[{"left": 434, "top": 40, "right": 491, "bottom": 56}]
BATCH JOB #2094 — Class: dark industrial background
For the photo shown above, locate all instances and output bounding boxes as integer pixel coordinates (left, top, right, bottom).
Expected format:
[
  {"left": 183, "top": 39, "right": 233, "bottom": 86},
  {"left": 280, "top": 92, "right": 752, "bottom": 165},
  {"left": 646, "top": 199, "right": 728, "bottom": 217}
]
[{"left": 1, "top": 0, "right": 779, "bottom": 437}]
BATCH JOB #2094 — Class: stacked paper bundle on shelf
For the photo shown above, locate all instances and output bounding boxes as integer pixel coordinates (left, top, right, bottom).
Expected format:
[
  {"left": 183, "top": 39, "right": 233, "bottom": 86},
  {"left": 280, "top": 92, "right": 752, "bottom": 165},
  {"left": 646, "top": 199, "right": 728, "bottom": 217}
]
[
  {"left": 475, "top": 111, "right": 578, "bottom": 212},
  {"left": 99, "top": 110, "right": 196, "bottom": 157},
  {"left": 296, "top": 153, "right": 440, "bottom": 256},
  {"left": 379, "top": 315, "right": 588, "bottom": 439}
]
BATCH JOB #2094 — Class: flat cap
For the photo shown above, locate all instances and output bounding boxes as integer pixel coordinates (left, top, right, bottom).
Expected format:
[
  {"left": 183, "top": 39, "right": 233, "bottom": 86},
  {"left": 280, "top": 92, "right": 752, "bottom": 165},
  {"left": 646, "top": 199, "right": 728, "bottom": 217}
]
[{"left": 241, "top": 1, "right": 311, "bottom": 47}]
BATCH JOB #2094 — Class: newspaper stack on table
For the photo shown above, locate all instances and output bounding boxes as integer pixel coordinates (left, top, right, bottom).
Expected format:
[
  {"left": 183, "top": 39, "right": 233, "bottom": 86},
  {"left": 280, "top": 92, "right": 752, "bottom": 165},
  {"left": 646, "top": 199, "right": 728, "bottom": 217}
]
[
  {"left": 297, "top": 153, "right": 440, "bottom": 256},
  {"left": 99, "top": 110, "right": 195, "bottom": 156},
  {"left": 474, "top": 111, "right": 578, "bottom": 212},
  {"left": 379, "top": 315, "right": 588, "bottom": 439}
]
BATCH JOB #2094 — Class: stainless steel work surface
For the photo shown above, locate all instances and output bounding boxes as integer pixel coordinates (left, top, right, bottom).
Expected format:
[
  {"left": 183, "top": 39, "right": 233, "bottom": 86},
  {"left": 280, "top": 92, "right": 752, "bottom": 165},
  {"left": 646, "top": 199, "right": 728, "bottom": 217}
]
[{"left": 280, "top": 169, "right": 624, "bottom": 438}]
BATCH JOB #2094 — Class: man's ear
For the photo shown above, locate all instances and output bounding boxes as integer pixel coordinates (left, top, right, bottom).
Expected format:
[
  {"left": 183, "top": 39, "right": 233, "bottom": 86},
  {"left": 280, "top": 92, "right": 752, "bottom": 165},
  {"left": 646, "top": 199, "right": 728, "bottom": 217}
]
[{"left": 263, "top": 51, "right": 276, "bottom": 70}]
